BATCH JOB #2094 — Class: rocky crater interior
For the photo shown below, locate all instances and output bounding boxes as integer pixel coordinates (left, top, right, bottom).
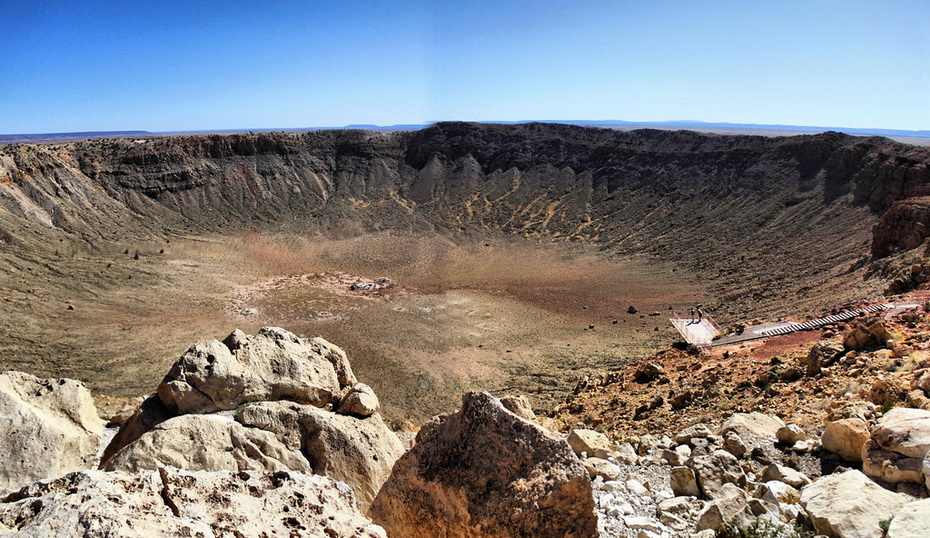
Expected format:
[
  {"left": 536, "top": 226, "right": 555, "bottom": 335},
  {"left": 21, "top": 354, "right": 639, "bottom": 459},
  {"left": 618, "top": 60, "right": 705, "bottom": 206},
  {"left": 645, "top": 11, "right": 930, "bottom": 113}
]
[{"left": 2, "top": 122, "right": 928, "bottom": 421}]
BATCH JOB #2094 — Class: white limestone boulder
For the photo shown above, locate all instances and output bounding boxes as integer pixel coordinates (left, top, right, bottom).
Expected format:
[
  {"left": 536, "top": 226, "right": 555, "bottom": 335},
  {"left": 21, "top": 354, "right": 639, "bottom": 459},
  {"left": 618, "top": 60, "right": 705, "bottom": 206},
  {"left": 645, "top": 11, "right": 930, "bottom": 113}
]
[
  {"left": 719, "top": 412, "right": 785, "bottom": 440},
  {"left": 0, "top": 469, "right": 385, "bottom": 537},
  {"left": 862, "top": 407, "right": 930, "bottom": 484},
  {"left": 0, "top": 372, "right": 104, "bottom": 493},
  {"left": 102, "top": 413, "right": 311, "bottom": 473},
  {"left": 800, "top": 470, "right": 909, "bottom": 538}
]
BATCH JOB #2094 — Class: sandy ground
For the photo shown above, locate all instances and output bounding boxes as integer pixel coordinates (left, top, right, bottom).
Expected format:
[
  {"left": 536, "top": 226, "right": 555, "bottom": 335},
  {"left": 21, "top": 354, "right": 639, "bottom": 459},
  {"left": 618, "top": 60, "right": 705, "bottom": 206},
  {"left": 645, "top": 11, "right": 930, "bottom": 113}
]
[{"left": 0, "top": 230, "right": 707, "bottom": 421}]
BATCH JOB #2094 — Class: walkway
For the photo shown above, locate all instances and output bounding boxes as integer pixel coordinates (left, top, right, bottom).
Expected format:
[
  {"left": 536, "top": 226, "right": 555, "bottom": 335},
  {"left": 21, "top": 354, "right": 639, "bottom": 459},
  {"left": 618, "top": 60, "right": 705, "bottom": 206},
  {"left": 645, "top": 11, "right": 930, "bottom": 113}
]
[
  {"left": 669, "top": 318, "right": 719, "bottom": 346},
  {"left": 672, "top": 302, "right": 921, "bottom": 348}
]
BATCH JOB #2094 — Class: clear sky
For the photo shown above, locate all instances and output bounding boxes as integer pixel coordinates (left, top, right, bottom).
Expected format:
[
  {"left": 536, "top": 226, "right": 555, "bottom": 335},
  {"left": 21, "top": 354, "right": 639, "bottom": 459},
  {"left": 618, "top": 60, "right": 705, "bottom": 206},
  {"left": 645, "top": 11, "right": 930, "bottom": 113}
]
[{"left": 1, "top": 0, "right": 927, "bottom": 133}]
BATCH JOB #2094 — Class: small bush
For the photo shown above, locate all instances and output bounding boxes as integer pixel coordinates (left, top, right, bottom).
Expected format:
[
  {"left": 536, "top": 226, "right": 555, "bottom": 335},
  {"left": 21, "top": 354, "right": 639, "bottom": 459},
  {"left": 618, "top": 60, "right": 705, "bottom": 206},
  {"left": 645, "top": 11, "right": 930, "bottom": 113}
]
[{"left": 880, "top": 516, "right": 893, "bottom": 533}]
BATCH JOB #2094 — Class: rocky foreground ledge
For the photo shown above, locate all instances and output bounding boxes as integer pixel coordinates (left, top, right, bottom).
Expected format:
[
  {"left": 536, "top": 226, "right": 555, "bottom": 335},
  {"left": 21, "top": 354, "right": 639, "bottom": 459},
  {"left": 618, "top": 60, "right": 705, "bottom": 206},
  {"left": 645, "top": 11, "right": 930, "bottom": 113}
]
[{"left": 3, "top": 326, "right": 930, "bottom": 537}]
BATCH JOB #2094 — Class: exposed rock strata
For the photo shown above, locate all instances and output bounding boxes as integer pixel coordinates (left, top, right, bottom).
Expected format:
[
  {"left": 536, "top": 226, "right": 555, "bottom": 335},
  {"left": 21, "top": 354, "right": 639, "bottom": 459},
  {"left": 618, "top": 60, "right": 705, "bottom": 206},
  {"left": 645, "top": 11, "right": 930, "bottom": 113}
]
[{"left": 3, "top": 124, "right": 930, "bottom": 327}]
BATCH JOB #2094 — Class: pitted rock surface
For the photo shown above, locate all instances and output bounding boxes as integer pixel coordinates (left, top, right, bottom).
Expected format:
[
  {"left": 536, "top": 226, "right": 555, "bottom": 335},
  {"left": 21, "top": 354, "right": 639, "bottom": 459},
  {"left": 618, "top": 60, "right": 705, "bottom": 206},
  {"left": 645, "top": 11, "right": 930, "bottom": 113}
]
[
  {"left": 0, "top": 468, "right": 385, "bottom": 537},
  {"left": 370, "top": 392, "right": 598, "bottom": 537},
  {"left": 0, "top": 372, "right": 104, "bottom": 493}
]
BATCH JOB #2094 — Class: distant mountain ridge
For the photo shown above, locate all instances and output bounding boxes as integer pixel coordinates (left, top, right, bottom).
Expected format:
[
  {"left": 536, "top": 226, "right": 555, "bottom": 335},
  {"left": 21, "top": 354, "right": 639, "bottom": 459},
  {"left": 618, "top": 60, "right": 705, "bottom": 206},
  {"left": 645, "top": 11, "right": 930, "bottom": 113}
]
[
  {"left": 3, "top": 121, "right": 927, "bottom": 145},
  {"left": 0, "top": 131, "right": 151, "bottom": 143}
]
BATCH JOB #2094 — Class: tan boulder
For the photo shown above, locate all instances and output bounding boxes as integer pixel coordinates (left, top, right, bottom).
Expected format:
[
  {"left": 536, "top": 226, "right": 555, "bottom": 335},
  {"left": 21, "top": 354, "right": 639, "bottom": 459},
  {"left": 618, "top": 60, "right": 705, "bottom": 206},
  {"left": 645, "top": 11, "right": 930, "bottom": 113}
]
[
  {"left": 674, "top": 423, "right": 714, "bottom": 445},
  {"left": 776, "top": 424, "right": 807, "bottom": 444},
  {"left": 157, "top": 328, "right": 349, "bottom": 415},
  {"left": 800, "top": 470, "right": 909, "bottom": 538},
  {"left": 567, "top": 428, "right": 613, "bottom": 457},
  {"left": 862, "top": 407, "right": 930, "bottom": 484},
  {"left": 844, "top": 320, "right": 893, "bottom": 351},
  {"left": 369, "top": 392, "right": 597, "bottom": 537},
  {"left": 822, "top": 418, "right": 870, "bottom": 462},
  {"left": 0, "top": 468, "right": 385, "bottom": 537},
  {"left": 757, "top": 481, "right": 800, "bottom": 505},
  {"left": 582, "top": 457, "right": 622, "bottom": 480},
  {"left": 101, "top": 329, "right": 399, "bottom": 509},
  {"left": 695, "top": 483, "right": 749, "bottom": 532},
  {"left": 102, "top": 414, "right": 311, "bottom": 473},
  {"left": 236, "top": 401, "right": 403, "bottom": 507},
  {"left": 864, "top": 378, "right": 906, "bottom": 406},
  {"left": 761, "top": 463, "right": 810, "bottom": 488},
  {"left": 905, "top": 389, "right": 930, "bottom": 410},
  {"left": 719, "top": 412, "right": 785, "bottom": 439},
  {"left": 862, "top": 438, "right": 925, "bottom": 484},
  {"left": 870, "top": 407, "right": 930, "bottom": 458},
  {"left": 0, "top": 372, "right": 104, "bottom": 493},
  {"left": 670, "top": 466, "right": 699, "bottom": 497}
]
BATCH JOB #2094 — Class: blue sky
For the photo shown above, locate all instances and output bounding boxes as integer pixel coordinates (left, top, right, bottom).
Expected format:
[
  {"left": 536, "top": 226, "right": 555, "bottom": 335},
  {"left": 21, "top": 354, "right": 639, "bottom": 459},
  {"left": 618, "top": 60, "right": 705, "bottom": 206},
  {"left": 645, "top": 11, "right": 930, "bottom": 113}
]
[{"left": 0, "top": 0, "right": 927, "bottom": 133}]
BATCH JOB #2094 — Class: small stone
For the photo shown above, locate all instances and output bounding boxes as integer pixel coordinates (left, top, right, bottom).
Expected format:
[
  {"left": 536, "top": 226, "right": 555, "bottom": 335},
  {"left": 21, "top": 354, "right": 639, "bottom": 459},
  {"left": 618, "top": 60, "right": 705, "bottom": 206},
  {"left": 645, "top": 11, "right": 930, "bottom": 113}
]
[
  {"left": 722, "top": 432, "right": 747, "bottom": 458},
  {"left": 567, "top": 429, "right": 613, "bottom": 457},
  {"left": 776, "top": 424, "right": 807, "bottom": 444},
  {"left": 626, "top": 479, "right": 649, "bottom": 496},
  {"left": 761, "top": 464, "right": 810, "bottom": 488}
]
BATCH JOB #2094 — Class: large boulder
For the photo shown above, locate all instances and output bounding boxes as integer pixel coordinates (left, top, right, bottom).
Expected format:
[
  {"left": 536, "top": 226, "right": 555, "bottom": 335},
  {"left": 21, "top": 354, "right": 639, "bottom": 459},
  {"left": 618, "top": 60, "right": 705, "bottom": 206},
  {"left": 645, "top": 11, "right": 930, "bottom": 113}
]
[
  {"left": 822, "top": 418, "right": 870, "bottom": 462},
  {"left": 761, "top": 463, "right": 810, "bottom": 488},
  {"left": 887, "top": 498, "right": 930, "bottom": 538},
  {"left": 101, "top": 329, "right": 401, "bottom": 509},
  {"left": 718, "top": 412, "right": 785, "bottom": 440},
  {"left": 862, "top": 407, "right": 930, "bottom": 484},
  {"left": 0, "top": 468, "right": 385, "bottom": 537},
  {"left": 869, "top": 407, "right": 930, "bottom": 458},
  {"left": 0, "top": 372, "right": 104, "bottom": 493},
  {"left": 102, "top": 414, "right": 311, "bottom": 473},
  {"left": 157, "top": 328, "right": 353, "bottom": 415},
  {"left": 370, "top": 392, "right": 598, "bottom": 537},
  {"left": 670, "top": 466, "right": 700, "bottom": 497},
  {"left": 800, "top": 470, "right": 909, "bottom": 538},
  {"left": 500, "top": 394, "right": 536, "bottom": 421},
  {"left": 236, "top": 401, "right": 403, "bottom": 506}
]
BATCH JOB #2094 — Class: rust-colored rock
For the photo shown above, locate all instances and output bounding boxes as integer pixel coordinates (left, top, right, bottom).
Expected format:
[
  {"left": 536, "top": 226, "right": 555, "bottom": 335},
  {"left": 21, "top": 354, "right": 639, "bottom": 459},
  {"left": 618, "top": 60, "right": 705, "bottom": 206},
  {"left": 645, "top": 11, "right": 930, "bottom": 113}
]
[{"left": 370, "top": 392, "right": 597, "bottom": 537}]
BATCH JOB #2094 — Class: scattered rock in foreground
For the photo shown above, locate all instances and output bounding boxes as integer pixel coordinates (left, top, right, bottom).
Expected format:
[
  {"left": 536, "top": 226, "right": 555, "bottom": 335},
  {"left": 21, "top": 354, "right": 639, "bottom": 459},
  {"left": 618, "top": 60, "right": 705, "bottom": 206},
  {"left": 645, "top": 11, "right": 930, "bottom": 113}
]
[
  {"left": 0, "top": 468, "right": 385, "bottom": 537},
  {"left": 0, "top": 372, "right": 104, "bottom": 493},
  {"left": 370, "top": 392, "right": 598, "bottom": 537},
  {"left": 718, "top": 412, "right": 785, "bottom": 440}
]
